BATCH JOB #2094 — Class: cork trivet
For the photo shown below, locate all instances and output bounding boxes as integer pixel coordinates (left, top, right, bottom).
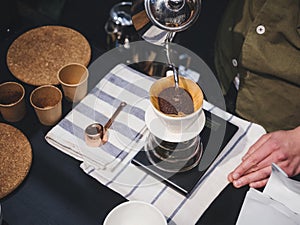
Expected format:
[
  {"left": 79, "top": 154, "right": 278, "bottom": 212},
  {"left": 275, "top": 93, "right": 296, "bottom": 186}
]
[
  {"left": 0, "top": 123, "right": 32, "bottom": 199},
  {"left": 7, "top": 25, "right": 91, "bottom": 86}
]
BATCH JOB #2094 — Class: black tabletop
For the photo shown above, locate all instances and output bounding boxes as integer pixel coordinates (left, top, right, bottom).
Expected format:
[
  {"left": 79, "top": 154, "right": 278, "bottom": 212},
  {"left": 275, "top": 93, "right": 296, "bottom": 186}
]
[{"left": 0, "top": 0, "right": 251, "bottom": 224}]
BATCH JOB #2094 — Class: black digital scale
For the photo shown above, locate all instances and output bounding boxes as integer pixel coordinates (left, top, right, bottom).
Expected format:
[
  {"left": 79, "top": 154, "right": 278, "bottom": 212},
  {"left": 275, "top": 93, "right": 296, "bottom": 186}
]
[{"left": 132, "top": 110, "right": 238, "bottom": 196}]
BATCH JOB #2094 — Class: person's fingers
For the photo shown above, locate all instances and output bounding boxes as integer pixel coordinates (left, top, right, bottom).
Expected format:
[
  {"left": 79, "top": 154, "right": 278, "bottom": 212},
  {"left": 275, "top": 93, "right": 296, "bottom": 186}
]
[
  {"left": 230, "top": 143, "right": 273, "bottom": 181},
  {"left": 231, "top": 166, "right": 272, "bottom": 188},
  {"left": 249, "top": 178, "right": 269, "bottom": 189},
  {"left": 229, "top": 128, "right": 300, "bottom": 188},
  {"left": 227, "top": 171, "right": 234, "bottom": 182},
  {"left": 242, "top": 133, "right": 271, "bottom": 161},
  {"left": 244, "top": 152, "right": 286, "bottom": 175},
  {"left": 231, "top": 159, "right": 294, "bottom": 188},
  {"left": 247, "top": 160, "right": 297, "bottom": 189},
  {"left": 228, "top": 134, "right": 273, "bottom": 183},
  {"left": 257, "top": 151, "right": 289, "bottom": 171}
]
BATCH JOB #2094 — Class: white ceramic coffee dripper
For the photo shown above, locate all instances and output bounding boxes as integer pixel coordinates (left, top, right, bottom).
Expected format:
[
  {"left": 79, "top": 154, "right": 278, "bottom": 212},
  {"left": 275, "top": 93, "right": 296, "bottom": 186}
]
[
  {"left": 149, "top": 75, "right": 204, "bottom": 135},
  {"left": 145, "top": 75, "right": 206, "bottom": 172}
]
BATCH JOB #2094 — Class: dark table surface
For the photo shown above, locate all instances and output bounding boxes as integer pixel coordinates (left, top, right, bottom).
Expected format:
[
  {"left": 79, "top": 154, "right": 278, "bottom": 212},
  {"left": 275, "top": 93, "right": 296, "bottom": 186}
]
[{"left": 0, "top": 0, "right": 253, "bottom": 224}]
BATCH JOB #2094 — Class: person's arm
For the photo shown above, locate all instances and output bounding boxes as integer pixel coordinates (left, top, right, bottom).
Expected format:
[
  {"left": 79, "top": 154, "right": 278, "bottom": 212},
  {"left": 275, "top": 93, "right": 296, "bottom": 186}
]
[{"left": 228, "top": 126, "right": 300, "bottom": 188}]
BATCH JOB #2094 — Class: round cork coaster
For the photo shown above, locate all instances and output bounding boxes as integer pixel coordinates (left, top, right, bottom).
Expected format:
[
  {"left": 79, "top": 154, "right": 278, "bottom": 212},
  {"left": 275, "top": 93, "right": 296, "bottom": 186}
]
[
  {"left": 7, "top": 25, "right": 91, "bottom": 86},
  {"left": 0, "top": 123, "right": 32, "bottom": 199}
]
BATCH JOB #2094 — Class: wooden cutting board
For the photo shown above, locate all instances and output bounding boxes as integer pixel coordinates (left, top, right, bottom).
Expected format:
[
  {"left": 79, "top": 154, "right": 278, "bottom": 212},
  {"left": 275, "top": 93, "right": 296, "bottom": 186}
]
[
  {"left": 7, "top": 25, "right": 91, "bottom": 86},
  {"left": 0, "top": 123, "right": 32, "bottom": 199}
]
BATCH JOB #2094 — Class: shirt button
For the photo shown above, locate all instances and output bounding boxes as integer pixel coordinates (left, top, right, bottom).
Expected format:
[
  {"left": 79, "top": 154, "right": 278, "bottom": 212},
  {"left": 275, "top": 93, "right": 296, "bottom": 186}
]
[
  {"left": 256, "top": 25, "right": 265, "bottom": 34},
  {"left": 232, "top": 59, "right": 238, "bottom": 67}
]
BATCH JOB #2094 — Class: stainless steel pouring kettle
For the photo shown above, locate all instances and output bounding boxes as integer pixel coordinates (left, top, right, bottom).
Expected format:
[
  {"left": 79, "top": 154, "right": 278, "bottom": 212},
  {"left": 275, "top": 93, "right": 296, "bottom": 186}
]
[{"left": 131, "top": 0, "right": 201, "bottom": 45}]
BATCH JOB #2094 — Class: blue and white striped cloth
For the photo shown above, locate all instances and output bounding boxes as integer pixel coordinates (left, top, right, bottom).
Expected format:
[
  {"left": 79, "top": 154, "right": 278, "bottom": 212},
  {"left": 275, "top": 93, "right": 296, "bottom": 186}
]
[{"left": 46, "top": 64, "right": 266, "bottom": 225}]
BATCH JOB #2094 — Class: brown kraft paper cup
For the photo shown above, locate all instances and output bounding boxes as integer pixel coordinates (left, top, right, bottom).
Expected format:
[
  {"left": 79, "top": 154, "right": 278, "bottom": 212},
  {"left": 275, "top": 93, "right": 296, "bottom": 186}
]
[
  {"left": 57, "top": 63, "right": 89, "bottom": 103},
  {"left": 30, "top": 85, "right": 62, "bottom": 126},
  {"left": 0, "top": 81, "right": 26, "bottom": 122}
]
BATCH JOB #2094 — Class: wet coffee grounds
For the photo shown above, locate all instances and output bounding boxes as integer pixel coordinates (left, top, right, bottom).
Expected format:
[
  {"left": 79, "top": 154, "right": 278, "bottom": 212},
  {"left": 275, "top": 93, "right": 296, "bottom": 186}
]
[{"left": 158, "top": 87, "right": 194, "bottom": 115}]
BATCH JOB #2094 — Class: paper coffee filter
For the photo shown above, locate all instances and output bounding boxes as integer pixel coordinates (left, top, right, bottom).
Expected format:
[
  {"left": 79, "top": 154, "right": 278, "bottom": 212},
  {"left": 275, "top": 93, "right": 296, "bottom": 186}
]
[{"left": 149, "top": 75, "right": 203, "bottom": 116}]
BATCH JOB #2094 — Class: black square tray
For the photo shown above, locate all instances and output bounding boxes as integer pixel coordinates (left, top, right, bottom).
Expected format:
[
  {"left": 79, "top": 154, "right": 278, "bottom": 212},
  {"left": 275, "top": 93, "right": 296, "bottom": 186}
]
[{"left": 132, "top": 110, "right": 238, "bottom": 196}]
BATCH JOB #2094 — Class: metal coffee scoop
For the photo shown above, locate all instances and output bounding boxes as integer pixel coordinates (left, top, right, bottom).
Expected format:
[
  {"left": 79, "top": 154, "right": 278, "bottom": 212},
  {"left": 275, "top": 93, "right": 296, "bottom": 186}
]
[{"left": 85, "top": 102, "right": 127, "bottom": 147}]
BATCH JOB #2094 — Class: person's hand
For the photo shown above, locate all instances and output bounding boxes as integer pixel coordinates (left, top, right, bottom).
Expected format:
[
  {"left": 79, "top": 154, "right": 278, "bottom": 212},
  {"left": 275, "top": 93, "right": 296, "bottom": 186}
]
[{"left": 228, "top": 126, "right": 300, "bottom": 188}]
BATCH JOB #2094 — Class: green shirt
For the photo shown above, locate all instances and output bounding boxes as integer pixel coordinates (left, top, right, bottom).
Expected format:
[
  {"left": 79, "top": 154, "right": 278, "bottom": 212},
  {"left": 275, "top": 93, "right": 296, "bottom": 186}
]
[{"left": 214, "top": 0, "right": 300, "bottom": 132}]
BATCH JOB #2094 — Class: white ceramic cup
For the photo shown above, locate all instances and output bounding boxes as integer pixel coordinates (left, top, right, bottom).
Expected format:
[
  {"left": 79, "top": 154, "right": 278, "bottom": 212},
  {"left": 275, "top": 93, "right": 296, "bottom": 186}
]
[
  {"left": 103, "top": 201, "right": 167, "bottom": 225},
  {"left": 149, "top": 75, "right": 204, "bottom": 133}
]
